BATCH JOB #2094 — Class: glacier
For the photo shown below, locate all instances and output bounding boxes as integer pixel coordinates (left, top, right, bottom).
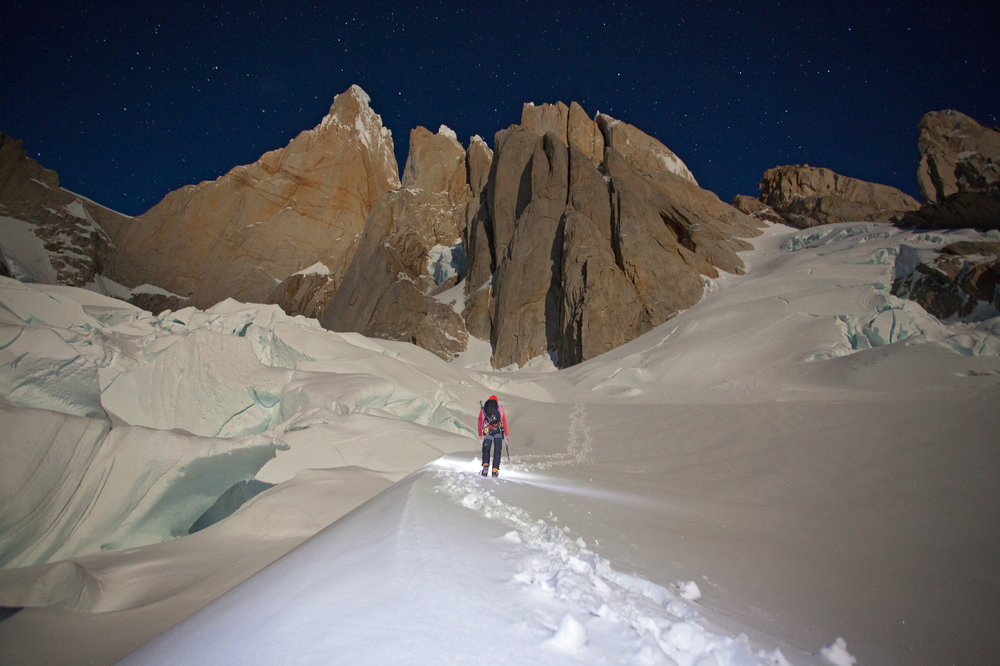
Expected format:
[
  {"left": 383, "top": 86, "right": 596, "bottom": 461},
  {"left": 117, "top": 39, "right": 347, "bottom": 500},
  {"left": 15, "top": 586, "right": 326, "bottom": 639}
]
[{"left": 1, "top": 221, "right": 999, "bottom": 665}]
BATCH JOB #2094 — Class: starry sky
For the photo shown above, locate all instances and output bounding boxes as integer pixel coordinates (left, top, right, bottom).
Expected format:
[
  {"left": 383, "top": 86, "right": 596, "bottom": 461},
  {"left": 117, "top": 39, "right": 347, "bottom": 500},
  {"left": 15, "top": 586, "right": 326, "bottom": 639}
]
[{"left": 2, "top": 1, "right": 998, "bottom": 217}]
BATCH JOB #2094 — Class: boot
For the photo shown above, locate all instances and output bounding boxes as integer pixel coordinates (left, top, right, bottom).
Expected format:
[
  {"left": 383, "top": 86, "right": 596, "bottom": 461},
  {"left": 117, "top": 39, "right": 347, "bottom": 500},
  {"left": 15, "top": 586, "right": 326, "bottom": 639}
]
[{"left": 492, "top": 467, "right": 499, "bottom": 477}]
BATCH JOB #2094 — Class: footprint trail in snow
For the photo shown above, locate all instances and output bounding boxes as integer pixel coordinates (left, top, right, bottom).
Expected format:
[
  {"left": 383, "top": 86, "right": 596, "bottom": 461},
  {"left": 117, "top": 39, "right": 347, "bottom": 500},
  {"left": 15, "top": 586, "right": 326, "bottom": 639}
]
[{"left": 434, "top": 467, "right": 793, "bottom": 665}]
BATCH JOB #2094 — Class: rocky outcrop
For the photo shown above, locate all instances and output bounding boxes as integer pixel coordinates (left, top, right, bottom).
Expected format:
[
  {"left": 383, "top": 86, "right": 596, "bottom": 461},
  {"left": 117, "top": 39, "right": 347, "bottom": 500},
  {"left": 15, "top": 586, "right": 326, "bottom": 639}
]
[
  {"left": 892, "top": 241, "right": 1000, "bottom": 319},
  {"left": 316, "top": 100, "right": 763, "bottom": 367},
  {"left": 100, "top": 85, "right": 400, "bottom": 310},
  {"left": 320, "top": 126, "right": 472, "bottom": 360},
  {"left": 521, "top": 101, "right": 605, "bottom": 166},
  {"left": 897, "top": 190, "right": 1000, "bottom": 232},
  {"left": 265, "top": 264, "right": 338, "bottom": 319},
  {"left": 598, "top": 113, "right": 697, "bottom": 185},
  {"left": 460, "top": 103, "right": 764, "bottom": 368},
  {"left": 759, "top": 165, "right": 920, "bottom": 228},
  {"left": 5, "top": 91, "right": 770, "bottom": 369},
  {"left": 898, "top": 111, "right": 1000, "bottom": 232},
  {"left": 917, "top": 110, "right": 1000, "bottom": 204},
  {"left": 731, "top": 194, "right": 787, "bottom": 225},
  {"left": 0, "top": 132, "right": 127, "bottom": 287}
]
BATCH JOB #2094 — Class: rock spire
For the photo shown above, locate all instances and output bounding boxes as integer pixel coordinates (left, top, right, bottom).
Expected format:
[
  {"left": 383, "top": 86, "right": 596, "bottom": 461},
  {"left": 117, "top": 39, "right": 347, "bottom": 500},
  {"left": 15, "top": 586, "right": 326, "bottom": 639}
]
[{"left": 100, "top": 85, "right": 400, "bottom": 309}]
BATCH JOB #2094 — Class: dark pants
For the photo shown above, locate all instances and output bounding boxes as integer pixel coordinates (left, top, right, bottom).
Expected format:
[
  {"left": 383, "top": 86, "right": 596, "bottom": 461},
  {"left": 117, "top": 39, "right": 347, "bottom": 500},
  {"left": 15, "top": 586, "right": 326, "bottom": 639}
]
[{"left": 482, "top": 433, "right": 503, "bottom": 470}]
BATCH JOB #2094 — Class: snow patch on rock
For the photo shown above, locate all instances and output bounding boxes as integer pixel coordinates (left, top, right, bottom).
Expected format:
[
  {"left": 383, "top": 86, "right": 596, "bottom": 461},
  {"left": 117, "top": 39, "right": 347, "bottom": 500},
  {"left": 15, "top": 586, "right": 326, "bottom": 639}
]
[{"left": 293, "top": 262, "right": 330, "bottom": 276}]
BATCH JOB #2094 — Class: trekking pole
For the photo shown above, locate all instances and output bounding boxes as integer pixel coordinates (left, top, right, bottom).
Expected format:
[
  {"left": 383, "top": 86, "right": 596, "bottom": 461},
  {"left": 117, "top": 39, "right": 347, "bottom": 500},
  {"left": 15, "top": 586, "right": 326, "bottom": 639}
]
[{"left": 505, "top": 435, "right": 511, "bottom": 462}]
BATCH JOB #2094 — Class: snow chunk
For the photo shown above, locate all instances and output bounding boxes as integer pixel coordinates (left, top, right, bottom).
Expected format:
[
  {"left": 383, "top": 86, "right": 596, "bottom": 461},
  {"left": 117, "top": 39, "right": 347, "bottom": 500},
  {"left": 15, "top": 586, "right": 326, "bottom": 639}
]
[
  {"left": 544, "top": 613, "right": 587, "bottom": 651},
  {"left": 460, "top": 492, "right": 482, "bottom": 510},
  {"left": 437, "top": 124, "right": 457, "bottom": 140},
  {"left": 677, "top": 580, "right": 702, "bottom": 601},
  {"left": 821, "top": 637, "right": 857, "bottom": 665},
  {"left": 664, "top": 621, "right": 712, "bottom": 656},
  {"left": 503, "top": 530, "right": 522, "bottom": 543}
]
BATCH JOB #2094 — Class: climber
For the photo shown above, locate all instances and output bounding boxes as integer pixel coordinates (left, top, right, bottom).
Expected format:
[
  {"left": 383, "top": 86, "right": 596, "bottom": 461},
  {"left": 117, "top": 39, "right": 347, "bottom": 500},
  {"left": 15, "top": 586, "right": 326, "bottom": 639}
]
[{"left": 478, "top": 395, "right": 509, "bottom": 477}]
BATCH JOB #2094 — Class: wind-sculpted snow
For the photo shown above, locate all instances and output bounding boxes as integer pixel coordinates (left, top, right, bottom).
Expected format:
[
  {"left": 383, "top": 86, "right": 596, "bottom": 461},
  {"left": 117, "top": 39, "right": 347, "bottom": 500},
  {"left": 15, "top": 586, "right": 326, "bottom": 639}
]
[
  {"left": 0, "top": 277, "right": 484, "bottom": 567},
  {"left": 0, "top": 406, "right": 109, "bottom": 568},
  {"left": 2, "top": 417, "right": 278, "bottom": 569}
]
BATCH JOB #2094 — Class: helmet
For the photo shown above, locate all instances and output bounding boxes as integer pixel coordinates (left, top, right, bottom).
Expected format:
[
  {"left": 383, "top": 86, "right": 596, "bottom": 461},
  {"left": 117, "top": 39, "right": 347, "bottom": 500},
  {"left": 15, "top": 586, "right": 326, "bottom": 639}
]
[{"left": 489, "top": 395, "right": 498, "bottom": 401}]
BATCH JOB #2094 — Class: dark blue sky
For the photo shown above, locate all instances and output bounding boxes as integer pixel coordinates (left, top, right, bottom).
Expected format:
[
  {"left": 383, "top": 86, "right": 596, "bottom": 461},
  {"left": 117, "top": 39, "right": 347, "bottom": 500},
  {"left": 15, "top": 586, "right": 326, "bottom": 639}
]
[{"left": 2, "top": 1, "right": 997, "bottom": 216}]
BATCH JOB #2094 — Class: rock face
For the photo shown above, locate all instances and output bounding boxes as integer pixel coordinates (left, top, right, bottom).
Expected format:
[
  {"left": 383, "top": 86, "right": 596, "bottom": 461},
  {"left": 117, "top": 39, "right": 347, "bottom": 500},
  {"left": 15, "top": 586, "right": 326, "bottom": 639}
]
[
  {"left": 459, "top": 136, "right": 495, "bottom": 341},
  {"left": 0, "top": 132, "right": 127, "bottom": 287},
  {"left": 597, "top": 113, "right": 697, "bottom": 185},
  {"left": 265, "top": 264, "right": 338, "bottom": 319},
  {"left": 899, "top": 111, "right": 1000, "bottom": 231},
  {"left": 898, "top": 190, "right": 1000, "bottom": 232},
  {"left": 917, "top": 110, "right": 1000, "bottom": 204},
  {"left": 456, "top": 103, "right": 764, "bottom": 368},
  {"left": 759, "top": 165, "right": 920, "bottom": 228},
  {"left": 4, "top": 91, "right": 769, "bottom": 369},
  {"left": 521, "top": 101, "right": 605, "bottom": 166},
  {"left": 100, "top": 85, "right": 400, "bottom": 309},
  {"left": 317, "top": 100, "right": 763, "bottom": 367},
  {"left": 892, "top": 241, "right": 1000, "bottom": 319},
  {"left": 730, "top": 194, "right": 786, "bottom": 225},
  {"left": 320, "top": 126, "right": 472, "bottom": 360}
]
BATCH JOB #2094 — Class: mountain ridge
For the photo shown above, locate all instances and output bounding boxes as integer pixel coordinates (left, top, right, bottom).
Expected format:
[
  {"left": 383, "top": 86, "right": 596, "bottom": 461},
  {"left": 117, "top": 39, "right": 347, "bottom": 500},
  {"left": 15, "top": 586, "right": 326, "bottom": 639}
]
[{"left": 3, "top": 87, "right": 998, "bottom": 368}]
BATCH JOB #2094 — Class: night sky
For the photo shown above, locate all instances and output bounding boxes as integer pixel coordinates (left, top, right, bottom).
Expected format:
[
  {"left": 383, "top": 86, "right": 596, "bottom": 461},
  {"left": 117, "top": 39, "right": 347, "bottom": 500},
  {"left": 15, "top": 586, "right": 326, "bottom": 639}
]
[{"left": 3, "top": 1, "right": 997, "bottom": 217}]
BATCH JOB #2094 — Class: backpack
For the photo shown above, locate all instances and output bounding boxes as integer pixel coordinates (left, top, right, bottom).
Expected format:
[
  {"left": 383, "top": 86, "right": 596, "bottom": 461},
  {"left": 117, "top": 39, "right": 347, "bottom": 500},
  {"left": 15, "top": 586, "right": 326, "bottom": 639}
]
[{"left": 483, "top": 398, "right": 502, "bottom": 433}]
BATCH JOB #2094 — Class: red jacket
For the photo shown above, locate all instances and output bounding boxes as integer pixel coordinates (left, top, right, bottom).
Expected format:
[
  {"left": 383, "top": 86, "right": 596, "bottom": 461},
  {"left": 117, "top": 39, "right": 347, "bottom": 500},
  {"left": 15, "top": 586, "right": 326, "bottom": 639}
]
[{"left": 478, "top": 403, "right": 509, "bottom": 437}]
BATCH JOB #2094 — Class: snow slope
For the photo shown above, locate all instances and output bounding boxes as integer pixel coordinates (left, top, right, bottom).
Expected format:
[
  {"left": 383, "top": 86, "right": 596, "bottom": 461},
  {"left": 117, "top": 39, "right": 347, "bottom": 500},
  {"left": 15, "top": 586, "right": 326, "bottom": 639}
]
[
  {"left": 123, "top": 461, "right": 797, "bottom": 666},
  {"left": 1, "top": 222, "right": 999, "bottom": 664}
]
